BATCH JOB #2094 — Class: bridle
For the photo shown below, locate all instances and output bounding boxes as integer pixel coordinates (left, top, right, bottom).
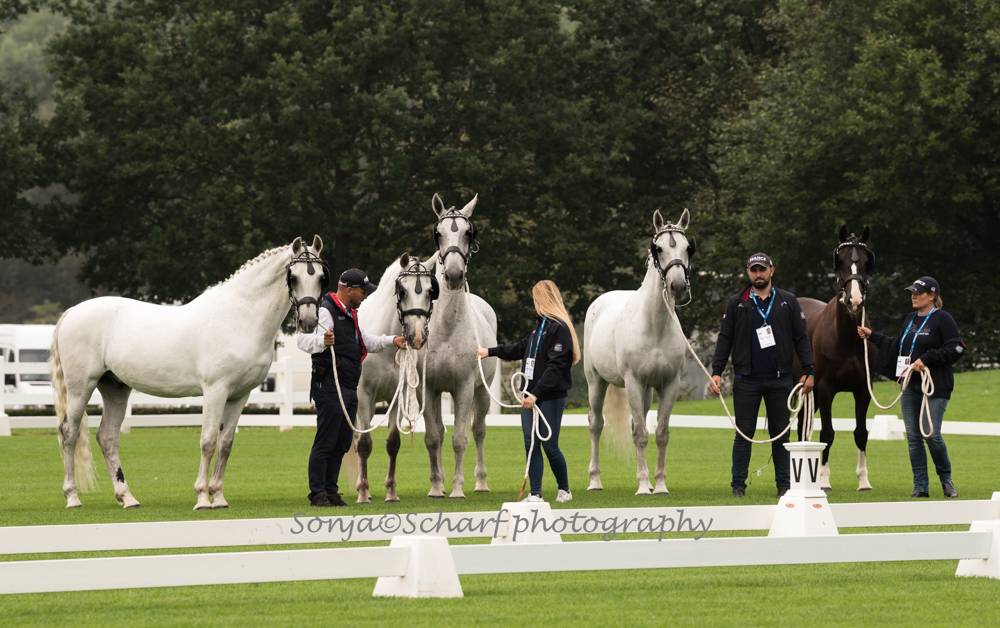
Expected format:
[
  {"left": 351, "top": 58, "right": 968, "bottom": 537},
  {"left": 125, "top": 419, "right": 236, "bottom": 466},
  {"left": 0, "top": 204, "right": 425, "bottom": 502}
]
[
  {"left": 286, "top": 248, "right": 329, "bottom": 313},
  {"left": 395, "top": 261, "right": 439, "bottom": 344},
  {"left": 433, "top": 209, "right": 479, "bottom": 266},
  {"left": 833, "top": 237, "right": 875, "bottom": 306},
  {"left": 650, "top": 224, "right": 696, "bottom": 307}
]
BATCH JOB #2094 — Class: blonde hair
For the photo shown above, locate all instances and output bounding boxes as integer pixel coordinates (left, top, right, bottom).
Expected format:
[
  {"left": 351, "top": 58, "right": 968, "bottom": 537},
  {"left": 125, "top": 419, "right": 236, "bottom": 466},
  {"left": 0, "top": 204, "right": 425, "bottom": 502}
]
[
  {"left": 531, "top": 280, "right": 581, "bottom": 364},
  {"left": 934, "top": 294, "right": 943, "bottom": 309}
]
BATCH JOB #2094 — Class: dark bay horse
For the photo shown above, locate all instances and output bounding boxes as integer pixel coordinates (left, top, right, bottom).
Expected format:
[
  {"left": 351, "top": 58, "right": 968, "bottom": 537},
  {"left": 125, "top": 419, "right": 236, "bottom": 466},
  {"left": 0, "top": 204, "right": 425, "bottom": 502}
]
[{"left": 796, "top": 226, "right": 878, "bottom": 492}]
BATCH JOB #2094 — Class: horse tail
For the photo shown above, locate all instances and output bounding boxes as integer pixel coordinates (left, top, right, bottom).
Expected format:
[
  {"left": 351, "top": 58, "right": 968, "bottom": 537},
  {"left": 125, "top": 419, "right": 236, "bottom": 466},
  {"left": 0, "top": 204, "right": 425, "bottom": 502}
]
[
  {"left": 603, "top": 384, "right": 634, "bottom": 460},
  {"left": 51, "top": 313, "right": 96, "bottom": 492}
]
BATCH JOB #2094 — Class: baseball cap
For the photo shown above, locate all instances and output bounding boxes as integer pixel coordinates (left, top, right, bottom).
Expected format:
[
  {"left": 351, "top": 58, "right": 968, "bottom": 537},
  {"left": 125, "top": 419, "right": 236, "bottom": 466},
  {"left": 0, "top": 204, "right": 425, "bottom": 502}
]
[
  {"left": 339, "top": 268, "right": 377, "bottom": 295},
  {"left": 905, "top": 276, "right": 939, "bottom": 295},
  {"left": 746, "top": 252, "right": 773, "bottom": 269}
]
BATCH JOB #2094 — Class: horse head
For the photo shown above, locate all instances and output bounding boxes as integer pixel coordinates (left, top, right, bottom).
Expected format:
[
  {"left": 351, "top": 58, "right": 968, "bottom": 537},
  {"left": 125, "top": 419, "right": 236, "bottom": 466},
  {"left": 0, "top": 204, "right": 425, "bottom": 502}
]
[
  {"left": 650, "top": 208, "right": 696, "bottom": 304},
  {"left": 394, "top": 253, "right": 438, "bottom": 349},
  {"left": 833, "top": 225, "right": 874, "bottom": 319},
  {"left": 287, "top": 235, "right": 328, "bottom": 332},
  {"left": 431, "top": 193, "right": 479, "bottom": 290}
]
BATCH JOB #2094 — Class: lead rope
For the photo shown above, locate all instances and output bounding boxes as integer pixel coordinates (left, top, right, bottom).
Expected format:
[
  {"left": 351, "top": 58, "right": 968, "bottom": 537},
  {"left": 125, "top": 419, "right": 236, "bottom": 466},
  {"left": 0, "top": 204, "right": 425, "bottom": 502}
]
[
  {"left": 860, "top": 307, "right": 936, "bottom": 436},
  {"left": 662, "top": 291, "right": 795, "bottom": 444},
  {"left": 464, "top": 284, "right": 552, "bottom": 500}
]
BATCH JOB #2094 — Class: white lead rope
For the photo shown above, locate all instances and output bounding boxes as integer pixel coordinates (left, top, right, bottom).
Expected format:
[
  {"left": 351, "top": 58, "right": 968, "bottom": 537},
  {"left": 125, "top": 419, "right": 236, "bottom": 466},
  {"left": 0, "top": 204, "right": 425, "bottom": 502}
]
[
  {"left": 663, "top": 291, "right": 798, "bottom": 445},
  {"left": 860, "top": 307, "right": 936, "bottom": 437}
]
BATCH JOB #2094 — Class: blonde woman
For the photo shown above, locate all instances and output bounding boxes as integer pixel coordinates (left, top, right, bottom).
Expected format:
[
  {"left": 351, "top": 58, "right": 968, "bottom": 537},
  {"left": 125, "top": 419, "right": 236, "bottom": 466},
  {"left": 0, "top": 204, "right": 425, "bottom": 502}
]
[{"left": 477, "top": 280, "right": 581, "bottom": 503}]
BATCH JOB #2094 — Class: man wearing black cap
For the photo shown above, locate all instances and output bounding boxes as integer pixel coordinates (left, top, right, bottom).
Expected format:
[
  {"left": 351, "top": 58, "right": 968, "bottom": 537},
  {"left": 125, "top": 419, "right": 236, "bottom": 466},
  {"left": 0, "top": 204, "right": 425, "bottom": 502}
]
[
  {"left": 708, "top": 253, "right": 815, "bottom": 497},
  {"left": 297, "top": 268, "right": 406, "bottom": 507}
]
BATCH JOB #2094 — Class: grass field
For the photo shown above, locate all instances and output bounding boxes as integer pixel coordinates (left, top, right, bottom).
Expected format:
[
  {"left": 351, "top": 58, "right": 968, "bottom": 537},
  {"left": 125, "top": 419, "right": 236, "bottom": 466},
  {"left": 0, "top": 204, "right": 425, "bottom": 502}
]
[{"left": 1, "top": 371, "right": 998, "bottom": 626}]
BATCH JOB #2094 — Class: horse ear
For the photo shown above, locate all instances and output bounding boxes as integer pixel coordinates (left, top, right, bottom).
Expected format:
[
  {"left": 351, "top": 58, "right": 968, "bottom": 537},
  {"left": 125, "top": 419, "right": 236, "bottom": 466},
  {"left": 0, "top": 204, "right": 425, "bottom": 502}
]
[
  {"left": 432, "top": 193, "right": 446, "bottom": 218},
  {"left": 311, "top": 234, "right": 323, "bottom": 254},
  {"left": 838, "top": 224, "right": 849, "bottom": 242},
  {"left": 399, "top": 252, "right": 410, "bottom": 268},
  {"left": 861, "top": 226, "right": 871, "bottom": 242},
  {"left": 652, "top": 209, "right": 665, "bottom": 232},
  {"left": 460, "top": 193, "right": 478, "bottom": 217},
  {"left": 291, "top": 236, "right": 304, "bottom": 255},
  {"left": 677, "top": 208, "right": 690, "bottom": 230}
]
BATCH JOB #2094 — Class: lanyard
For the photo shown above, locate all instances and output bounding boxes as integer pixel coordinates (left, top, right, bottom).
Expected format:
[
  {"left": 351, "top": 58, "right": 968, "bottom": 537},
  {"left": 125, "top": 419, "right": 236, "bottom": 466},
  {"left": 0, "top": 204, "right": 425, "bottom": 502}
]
[
  {"left": 750, "top": 288, "right": 775, "bottom": 326},
  {"left": 530, "top": 319, "right": 547, "bottom": 359},
  {"left": 899, "top": 308, "right": 936, "bottom": 357}
]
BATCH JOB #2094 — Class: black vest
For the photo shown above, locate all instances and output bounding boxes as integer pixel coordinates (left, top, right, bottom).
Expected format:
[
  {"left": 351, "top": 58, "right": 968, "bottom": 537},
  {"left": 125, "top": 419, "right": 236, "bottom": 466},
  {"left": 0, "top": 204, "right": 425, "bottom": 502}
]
[{"left": 311, "top": 293, "right": 367, "bottom": 390}]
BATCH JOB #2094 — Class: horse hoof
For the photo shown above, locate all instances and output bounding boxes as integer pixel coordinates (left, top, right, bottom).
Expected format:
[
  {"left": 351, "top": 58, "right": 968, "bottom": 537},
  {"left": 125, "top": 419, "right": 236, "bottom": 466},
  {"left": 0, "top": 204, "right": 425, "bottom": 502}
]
[
  {"left": 356, "top": 495, "right": 372, "bottom": 504},
  {"left": 65, "top": 495, "right": 82, "bottom": 509},
  {"left": 635, "top": 486, "right": 653, "bottom": 496},
  {"left": 449, "top": 491, "right": 466, "bottom": 499},
  {"left": 653, "top": 486, "right": 670, "bottom": 495},
  {"left": 121, "top": 495, "right": 141, "bottom": 508},
  {"left": 474, "top": 483, "right": 490, "bottom": 492},
  {"left": 193, "top": 497, "right": 213, "bottom": 510},
  {"left": 385, "top": 495, "right": 400, "bottom": 503},
  {"left": 857, "top": 485, "right": 873, "bottom": 492},
  {"left": 427, "top": 491, "right": 445, "bottom": 498},
  {"left": 211, "top": 501, "right": 229, "bottom": 509},
  {"left": 587, "top": 482, "right": 603, "bottom": 491}
]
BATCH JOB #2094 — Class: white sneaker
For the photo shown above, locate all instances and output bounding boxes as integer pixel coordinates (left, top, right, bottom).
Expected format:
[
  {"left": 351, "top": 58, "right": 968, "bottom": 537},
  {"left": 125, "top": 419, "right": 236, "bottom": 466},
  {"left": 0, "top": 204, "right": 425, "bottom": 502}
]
[
  {"left": 521, "top": 494, "right": 544, "bottom": 503},
  {"left": 555, "top": 489, "right": 573, "bottom": 503}
]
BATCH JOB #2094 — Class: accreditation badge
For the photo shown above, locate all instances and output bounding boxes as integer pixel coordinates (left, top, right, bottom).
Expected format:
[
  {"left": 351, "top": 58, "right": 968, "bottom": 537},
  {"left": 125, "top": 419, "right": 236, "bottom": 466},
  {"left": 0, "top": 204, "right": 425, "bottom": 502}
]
[
  {"left": 896, "top": 356, "right": 911, "bottom": 378},
  {"left": 524, "top": 358, "right": 535, "bottom": 380},
  {"left": 756, "top": 325, "right": 776, "bottom": 349}
]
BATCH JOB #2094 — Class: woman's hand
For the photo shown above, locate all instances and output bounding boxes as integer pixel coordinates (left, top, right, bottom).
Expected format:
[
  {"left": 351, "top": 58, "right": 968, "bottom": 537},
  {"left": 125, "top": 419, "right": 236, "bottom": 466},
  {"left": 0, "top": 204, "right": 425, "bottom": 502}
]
[
  {"left": 521, "top": 393, "right": 536, "bottom": 409},
  {"left": 857, "top": 326, "right": 872, "bottom": 339},
  {"left": 911, "top": 358, "right": 926, "bottom": 372},
  {"left": 476, "top": 347, "right": 488, "bottom": 359}
]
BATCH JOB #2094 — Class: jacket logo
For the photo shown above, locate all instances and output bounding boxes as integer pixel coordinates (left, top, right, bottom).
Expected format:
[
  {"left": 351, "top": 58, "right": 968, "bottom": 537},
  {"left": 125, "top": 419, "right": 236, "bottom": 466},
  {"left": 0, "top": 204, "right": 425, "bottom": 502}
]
[{"left": 554, "top": 343, "right": 563, "bottom": 352}]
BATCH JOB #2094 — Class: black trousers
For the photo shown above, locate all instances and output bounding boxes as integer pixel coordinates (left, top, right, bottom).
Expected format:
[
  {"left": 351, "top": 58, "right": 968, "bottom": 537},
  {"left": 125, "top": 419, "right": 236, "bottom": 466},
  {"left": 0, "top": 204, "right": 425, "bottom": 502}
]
[
  {"left": 308, "top": 379, "right": 357, "bottom": 498},
  {"left": 731, "top": 374, "right": 793, "bottom": 490}
]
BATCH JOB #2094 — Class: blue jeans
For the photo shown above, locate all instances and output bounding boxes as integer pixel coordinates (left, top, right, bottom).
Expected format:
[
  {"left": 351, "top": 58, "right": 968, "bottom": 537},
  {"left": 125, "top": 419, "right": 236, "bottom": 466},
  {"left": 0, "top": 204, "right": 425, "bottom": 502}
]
[
  {"left": 521, "top": 397, "right": 569, "bottom": 496},
  {"left": 900, "top": 389, "right": 952, "bottom": 492}
]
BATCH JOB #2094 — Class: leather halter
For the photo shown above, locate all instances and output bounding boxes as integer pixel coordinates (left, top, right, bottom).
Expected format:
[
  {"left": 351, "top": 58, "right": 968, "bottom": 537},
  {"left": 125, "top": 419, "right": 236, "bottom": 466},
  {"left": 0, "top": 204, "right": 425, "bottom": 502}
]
[
  {"left": 434, "top": 210, "right": 479, "bottom": 265},
  {"left": 650, "top": 225, "right": 693, "bottom": 307},
  {"left": 286, "top": 249, "right": 329, "bottom": 311},
  {"left": 395, "top": 261, "right": 436, "bottom": 341}
]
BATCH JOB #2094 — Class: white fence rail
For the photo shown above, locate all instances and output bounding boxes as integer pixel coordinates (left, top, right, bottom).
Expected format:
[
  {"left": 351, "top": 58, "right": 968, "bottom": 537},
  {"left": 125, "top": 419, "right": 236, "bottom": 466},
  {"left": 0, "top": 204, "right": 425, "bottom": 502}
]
[{"left": 3, "top": 360, "right": 999, "bottom": 438}]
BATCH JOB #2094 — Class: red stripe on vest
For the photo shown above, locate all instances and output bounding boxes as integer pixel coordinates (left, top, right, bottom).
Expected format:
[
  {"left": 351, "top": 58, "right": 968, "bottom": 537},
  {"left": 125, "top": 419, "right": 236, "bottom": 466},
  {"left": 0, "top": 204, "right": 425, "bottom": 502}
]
[{"left": 328, "top": 292, "right": 367, "bottom": 363}]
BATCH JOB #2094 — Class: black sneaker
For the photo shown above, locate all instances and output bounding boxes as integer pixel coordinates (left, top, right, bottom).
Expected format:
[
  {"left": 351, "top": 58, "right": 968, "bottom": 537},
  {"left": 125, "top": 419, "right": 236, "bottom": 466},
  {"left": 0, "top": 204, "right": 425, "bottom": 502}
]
[
  {"left": 309, "top": 493, "right": 334, "bottom": 507},
  {"left": 942, "top": 481, "right": 958, "bottom": 498},
  {"left": 732, "top": 486, "right": 746, "bottom": 497},
  {"left": 911, "top": 489, "right": 930, "bottom": 498},
  {"left": 328, "top": 492, "right": 348, "bottom": 507},
  {"left": 777, "top": 488, "right": 789, "bottom": 498}
]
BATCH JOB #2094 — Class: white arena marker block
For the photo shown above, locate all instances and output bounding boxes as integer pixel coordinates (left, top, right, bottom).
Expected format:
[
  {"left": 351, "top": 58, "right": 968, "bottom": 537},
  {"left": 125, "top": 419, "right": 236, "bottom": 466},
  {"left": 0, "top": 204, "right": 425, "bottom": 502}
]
[
  {"left": 491, "top": 501, "right": 563, "bottom": 545},
  {"left": 373, "top": 536, "right": 463, "bottom": 598},
  {"left": 956, "top": 521, "right": 1000, "bottom": 579},
  {"left": 869, "top": 414, "right": 904, "bottom": 440},
  {"left": 0, "top": 414, "right": 11, "bottom": 437},
  {"left": 769, "top": 441, "right": 839, "bottom": 537}
]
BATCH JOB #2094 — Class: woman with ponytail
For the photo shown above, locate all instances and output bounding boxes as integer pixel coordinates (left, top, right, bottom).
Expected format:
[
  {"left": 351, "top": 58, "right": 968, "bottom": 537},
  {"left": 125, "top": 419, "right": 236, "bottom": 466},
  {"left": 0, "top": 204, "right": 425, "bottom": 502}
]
[{"left": 477, "top": 280, "right": 581, "bottom": 503}]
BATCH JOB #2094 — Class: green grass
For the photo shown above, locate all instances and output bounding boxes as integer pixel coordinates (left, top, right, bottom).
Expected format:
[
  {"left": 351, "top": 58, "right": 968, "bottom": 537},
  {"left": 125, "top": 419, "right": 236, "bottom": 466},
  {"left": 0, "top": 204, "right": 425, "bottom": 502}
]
[
  {"left": 568, "top": 368, "right": 1000, "bottom": 421},
  {"left": 1, "top": 416, "right": 999, "bottom": 625}
]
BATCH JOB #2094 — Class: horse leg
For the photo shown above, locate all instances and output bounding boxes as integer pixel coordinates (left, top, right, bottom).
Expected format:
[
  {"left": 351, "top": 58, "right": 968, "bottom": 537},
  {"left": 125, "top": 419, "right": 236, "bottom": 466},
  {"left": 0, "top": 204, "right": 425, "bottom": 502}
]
[
  {"left": 854, "top": 391, "right": 873, "bottom": 491},
  {"left": 652, "top": 378, "right": 681, "bottom": 495},
  {"left": 817, "top": 386, "right": 835, "bottom": 492},
  {"left": 354, "top": 386, "right": 374, "bottom": 503},
  {"left": 95, "top": 379, "right": 139, "bottom": 508},
  {"left": 207, "top": 392, "right": 251, "bottom": 509},
  {"left": 60, "top": 382, "right": 98, "bottom": 509},
  {"left": 449, "top": 381, "right": 474, "bottom": 498},
  {"left": 626, "top": 376, "right": 653, "bottom": 495},
  {"left": 423, "top": 392, "right": 446, "bottom": 497},
  {"left": 384, "top": 422, "right": 401, "bottom": 502},
  {"left": 586, "top": 376, "right": 609, "bottom": 491},
  {"left": 472, "top": 384, "right": 490, "bottom": 492},
  {"left": 193, "top": 387, "right": 228, "bottom": 510}
]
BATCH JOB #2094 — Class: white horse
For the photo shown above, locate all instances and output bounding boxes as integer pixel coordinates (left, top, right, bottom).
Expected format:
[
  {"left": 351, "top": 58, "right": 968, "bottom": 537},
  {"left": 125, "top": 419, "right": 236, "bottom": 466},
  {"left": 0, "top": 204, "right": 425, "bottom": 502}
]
[
  {"left": 584, "top": 209, "right": 695, "bottom": 495},
  {"left": 50, "top": 236, "right": 328, "bottom": 510},
  {"left": 422, "top": 193, "right": 498, "bottom": 498},
  {"left": 355, "top": 253, "right": 438, "bottom": 503}
]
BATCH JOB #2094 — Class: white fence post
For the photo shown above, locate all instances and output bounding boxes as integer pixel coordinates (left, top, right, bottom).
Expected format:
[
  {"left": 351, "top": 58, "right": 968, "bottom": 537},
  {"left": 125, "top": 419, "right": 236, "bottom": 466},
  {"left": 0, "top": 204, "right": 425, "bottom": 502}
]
[
  {"left": 869, "top": 414, "right": 904, "bottom": 440},
  {"left": 372, "top": 536, "right": 463, "bottom": 598},
  {"left": 769, "top": 441, "right": 838, "bottom": 537},
  {"left": 0, "top": 358, "right": 10, "bottom": 437},
  {"left": 278, "top": 357, "right": 294, "bottom": 432}
]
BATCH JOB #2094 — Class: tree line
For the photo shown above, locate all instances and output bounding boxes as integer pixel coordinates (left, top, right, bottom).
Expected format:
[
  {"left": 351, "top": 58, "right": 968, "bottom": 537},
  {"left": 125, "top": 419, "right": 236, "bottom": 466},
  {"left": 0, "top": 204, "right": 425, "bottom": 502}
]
[{"left": 2, "top": 1, "right": 997, "bottom": 364}]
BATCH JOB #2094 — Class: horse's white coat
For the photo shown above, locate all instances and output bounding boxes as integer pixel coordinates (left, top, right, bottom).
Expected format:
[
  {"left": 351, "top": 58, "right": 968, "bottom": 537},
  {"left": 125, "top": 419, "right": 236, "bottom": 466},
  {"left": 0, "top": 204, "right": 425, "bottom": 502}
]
[
  {"left": 584, "top": 210, "right": 693, "bottom": 495},
  {"left": 50, "top": 237, "right": 327, "bottom": 509}
]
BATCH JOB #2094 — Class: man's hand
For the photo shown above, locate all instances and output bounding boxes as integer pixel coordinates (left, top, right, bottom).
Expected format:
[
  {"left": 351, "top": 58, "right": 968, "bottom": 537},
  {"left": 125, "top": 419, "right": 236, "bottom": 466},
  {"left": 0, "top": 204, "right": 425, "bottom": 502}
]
[
  {"left": 521, "top": 393, "right": 536, "bottom": 409},
  {"left": 323, "top": 330, "right": 335, "bottom": 347},
  {"left": 800, "top": 374, "right": 814, "bottom": 394},
  {"left": 857, "top": 326, "right": 872, "bottom": 339},
  {"left": 393, "top": 335, "right": 406, "bottom": 349},
  {"left": 911, "top": 358, "right": 926, "bottom": 372},
  {"left": 476, "top": 347, "right": 489, "bottom": 359},
  {"left": 708, "top": 375, "right": 722, "bottom": 396}
]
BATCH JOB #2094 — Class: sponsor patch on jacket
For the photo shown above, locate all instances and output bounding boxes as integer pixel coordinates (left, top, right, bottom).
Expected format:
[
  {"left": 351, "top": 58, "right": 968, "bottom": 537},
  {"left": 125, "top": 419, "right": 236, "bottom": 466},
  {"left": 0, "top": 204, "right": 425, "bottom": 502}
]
[{"left": 554, "top": 343, "right": 563, "bottom": 352}]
